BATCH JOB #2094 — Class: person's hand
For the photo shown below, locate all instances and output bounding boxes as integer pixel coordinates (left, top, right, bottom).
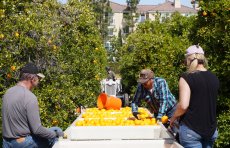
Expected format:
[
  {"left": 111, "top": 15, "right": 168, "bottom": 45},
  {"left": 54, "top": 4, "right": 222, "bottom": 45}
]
[
  {"left": 63, "top": 133, "right": 68, "bottom": 139},
  {"left": 132, "top": 112, "right": 140, "bottom": 119},
  {"left": 55, "top": 130, "right": 64, "bottom": 138},
  {"left": 169, "top": 116, "right": 177, "bottom": 128},
  {"left": 156, "top": 118, "right": 161, "bottom": 122}
]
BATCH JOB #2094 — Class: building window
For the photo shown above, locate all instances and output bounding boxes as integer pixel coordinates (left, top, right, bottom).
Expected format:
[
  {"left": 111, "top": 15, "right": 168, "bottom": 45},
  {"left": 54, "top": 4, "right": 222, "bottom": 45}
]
[
  {"left": 140, "top": 14, "right": 145, "bottom": 22},
  {"left": 105, "top": 41, "right": 112, "bottom": 51},
  {"left": 123, "top": 26, "right": 129, "bottom": 34},
  {"left": 109, "top": 17, "right": 115, "bottom": 25},
  {"left": 166, "top": 13, "right": 169, "bottom": 17},
  {"left": 108, "top": 28, "right": 113, "bottom": 36}
]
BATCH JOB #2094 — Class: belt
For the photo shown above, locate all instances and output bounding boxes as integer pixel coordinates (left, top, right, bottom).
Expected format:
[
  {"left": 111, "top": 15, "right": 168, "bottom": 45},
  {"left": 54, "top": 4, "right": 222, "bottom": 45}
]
[{"left": 4, "top": 137, "right": 26, "bottom": 143}]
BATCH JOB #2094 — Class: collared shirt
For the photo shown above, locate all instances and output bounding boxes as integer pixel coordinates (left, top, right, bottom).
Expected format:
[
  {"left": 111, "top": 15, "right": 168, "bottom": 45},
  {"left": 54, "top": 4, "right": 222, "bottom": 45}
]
[{"left": 132, "top": 77, "right": 177, "bottom": 119}]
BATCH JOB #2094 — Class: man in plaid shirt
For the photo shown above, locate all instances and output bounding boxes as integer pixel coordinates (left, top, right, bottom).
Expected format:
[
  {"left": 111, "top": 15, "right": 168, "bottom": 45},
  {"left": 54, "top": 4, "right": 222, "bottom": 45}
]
[{"left": 131, "top": 69, "right": 177, "bottom": 121}]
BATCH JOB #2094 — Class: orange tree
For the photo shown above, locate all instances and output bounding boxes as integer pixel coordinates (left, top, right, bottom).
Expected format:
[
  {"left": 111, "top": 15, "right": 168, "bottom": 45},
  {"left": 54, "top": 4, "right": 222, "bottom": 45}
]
[
  {"left": 118, "top": 12, "right": 195, "bottom": 98},
  {"left": 189, "top": 0, "right": 230, "bottom": 147},
  {"left": 0, "top": 0, "right": 107, "bottom": 133},
  {"left": 35, "top": 0, "right": 108, "bottom": 128}
]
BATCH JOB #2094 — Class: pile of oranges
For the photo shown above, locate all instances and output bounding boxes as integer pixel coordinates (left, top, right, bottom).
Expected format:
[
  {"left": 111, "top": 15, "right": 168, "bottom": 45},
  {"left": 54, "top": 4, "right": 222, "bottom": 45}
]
[{"left": 75, "top": 107, "right": 158, "bottom": 126}]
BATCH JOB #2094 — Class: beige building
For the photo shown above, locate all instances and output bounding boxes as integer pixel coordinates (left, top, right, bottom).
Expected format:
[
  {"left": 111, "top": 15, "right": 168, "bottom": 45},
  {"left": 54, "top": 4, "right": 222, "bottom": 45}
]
[{"left": 105, "top": 0, "right": 197, "bottom": 49}]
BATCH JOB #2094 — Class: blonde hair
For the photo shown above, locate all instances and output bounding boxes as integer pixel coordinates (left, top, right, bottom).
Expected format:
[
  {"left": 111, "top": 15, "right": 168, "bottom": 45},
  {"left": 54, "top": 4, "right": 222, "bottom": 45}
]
[{"left": 186, "top": 53, "right": 208, "bottom": 73}]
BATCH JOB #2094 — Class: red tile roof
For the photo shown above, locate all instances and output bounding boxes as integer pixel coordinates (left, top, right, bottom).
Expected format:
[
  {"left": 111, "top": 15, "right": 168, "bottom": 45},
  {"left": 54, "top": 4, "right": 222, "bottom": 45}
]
[
  {"left": 137, "top": 5, "right": 157, "bottom": 13},
  {"left": 110, "top": 1, "right": 126, "bottom": 13},
  {"left": 110, "top": 1, "right": 197, "bottom": 14},
  {"left": 149, "top": 1, "right": 197, "bottom": 13}
]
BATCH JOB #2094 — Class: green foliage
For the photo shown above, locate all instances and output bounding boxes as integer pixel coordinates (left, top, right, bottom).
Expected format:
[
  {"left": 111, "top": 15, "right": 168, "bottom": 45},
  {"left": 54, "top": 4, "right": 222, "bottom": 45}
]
[
  {"left": 0, "top": 0, "right": 229, "bottom": 147},
  {"left": 216, "top": 109, "right": 230, "bottom": 147},
  {"left": 190, "top": 1, "right": 230, "bottom": 147},
  {"left": 0, "top": 0, "right": 107, "bottom": 132},
  {"left": 90, "top": 0, "right": 111, "bottom": 40},
  {"left": 119, "top": 13, "right": 194, "bottom": 97},
  {"left": 123, "top": 0, "right": 140, "bottom": 33},
  {"left": 190, "top": 0, "right": 230, "bottom": 97},
  {"left": 216, "top": 96, "right": 230, "bottom": 148},
  {"left": 119, "top": 0, "right": 230, "bottom": 146}
]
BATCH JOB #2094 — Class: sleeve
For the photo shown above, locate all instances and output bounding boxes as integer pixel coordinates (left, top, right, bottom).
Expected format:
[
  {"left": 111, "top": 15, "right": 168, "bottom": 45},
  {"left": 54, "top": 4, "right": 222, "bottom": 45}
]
[
  {"left": 131, "top": 83, "right": 143, "bottom": 112},
  {"left": 132, "top": 83, "right": 143, "bottom": 105},
  {"left": 26, "top": 98, "right": 56, "bottom": 139},
  {"left": 156, "top": 79, "right": 169, "bottom": 119}
]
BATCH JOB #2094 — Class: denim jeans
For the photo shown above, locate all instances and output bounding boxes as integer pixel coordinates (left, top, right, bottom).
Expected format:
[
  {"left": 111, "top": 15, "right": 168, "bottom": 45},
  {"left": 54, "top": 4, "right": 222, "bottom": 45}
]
[
  {"left": 179, "top": 124, "right": 218, "bottom": 148},
  {"left": 3, "top": 127, "right": 62, "bottom": 148}
]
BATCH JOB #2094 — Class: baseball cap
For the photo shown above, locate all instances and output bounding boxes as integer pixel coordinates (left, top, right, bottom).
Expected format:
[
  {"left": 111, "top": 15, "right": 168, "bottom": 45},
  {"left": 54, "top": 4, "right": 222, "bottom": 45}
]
[
  {"left": 185, "top": 45, "right": 204, "bottom": 56},
  {"left": 20, "top": 63, "right": 45, "bottom": 78},
  {"left": 137, "top": 69, "right": 154, "bottom": 84}
]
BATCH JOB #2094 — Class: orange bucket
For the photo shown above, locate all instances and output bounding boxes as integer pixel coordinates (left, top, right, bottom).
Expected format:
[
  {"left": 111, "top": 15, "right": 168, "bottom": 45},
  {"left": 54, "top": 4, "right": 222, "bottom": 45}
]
[{"left": 97, "top": 93, "right": 122, "bottom": 110}]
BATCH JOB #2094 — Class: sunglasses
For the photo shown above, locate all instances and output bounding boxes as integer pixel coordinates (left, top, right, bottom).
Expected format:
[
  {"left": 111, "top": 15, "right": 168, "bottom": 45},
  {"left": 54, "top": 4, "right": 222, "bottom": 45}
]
[{"left": 139, "top": 73, "right": 148, "bottom": 79}]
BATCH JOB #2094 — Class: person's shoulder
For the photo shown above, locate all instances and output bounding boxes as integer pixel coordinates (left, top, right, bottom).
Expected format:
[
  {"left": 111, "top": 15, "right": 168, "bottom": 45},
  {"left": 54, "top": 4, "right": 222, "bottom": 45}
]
[
  {"left": 6, "top": 85, "right": 17, "bottom": 91},
  {"left": 18, "top": 86, "right": 37, "bottom": 100},
  {"left": 5, "top": 85, "right": 22, "bottom": 94},
  {"left": 206, "top": 70, "right": 219, "bottom": 80},
  {"left": 180, "top": 72, "right": 189, "bottom": 78},
  {"left": 154, "top": 77, "right": 166, "bottom": 83},
  {"left": 136, "top": 83, "right": 144, "bottom": 90}
]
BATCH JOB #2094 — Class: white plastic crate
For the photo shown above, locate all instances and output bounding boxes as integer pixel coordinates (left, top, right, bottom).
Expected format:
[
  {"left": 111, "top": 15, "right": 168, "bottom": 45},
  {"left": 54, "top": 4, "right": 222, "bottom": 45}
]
[
  {"left": 53, "top": 139, "right": 183, "bottom": 148},
  {"left": 69, "top": 125, "right": 161, "bottom": 140}
]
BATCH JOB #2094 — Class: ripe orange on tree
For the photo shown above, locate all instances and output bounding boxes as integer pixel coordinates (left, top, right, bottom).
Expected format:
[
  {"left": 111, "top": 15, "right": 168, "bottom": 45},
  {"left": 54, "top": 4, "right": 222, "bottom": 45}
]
[
  {"left": 15, "top": 32, "right": 19, "bottom": 37},
  {"left": 11, "top": 66, "right": 16, "bottom": 71},
  {"left": 7, "top": 73, "right": 11, "bottom": 79},
  {"left": 202, "top": 11, "right": 207, "bottom": 16}
]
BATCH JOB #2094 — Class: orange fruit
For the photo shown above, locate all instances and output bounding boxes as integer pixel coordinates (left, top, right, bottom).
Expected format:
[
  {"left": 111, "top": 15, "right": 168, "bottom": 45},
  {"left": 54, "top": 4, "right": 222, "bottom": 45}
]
[
  {"left": 0, "top": 34, "right": 4, "bottom": 39},
  {"left": 161, "top": 115, "right": 168, "bottom": 124},
  {"left": 52, "top": 119, "right": 58, "bottom": 126},
  {"left": 15, "top": 32, "right": 19, "bottom": 37},
  {"left": 7, "top": 73, "right": 11, "bottom": 79},
  {"left": 151, "top": 118, "right": 157, "bottom": 125},
  {"left": 11, "top": 66, "right": 16, "bottom": 71},
  {"left": 76, "top": 107, "right": 81, "bottom": 113},
  {"left": 202, "top": 11, "right": 207, "bottom": 16}
]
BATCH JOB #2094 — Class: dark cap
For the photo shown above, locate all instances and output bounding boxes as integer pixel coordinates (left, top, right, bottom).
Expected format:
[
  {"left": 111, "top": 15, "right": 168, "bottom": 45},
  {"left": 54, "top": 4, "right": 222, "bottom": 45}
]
[
  {"left": 105, "top": 66, "right": 110, "bottom": 71},
  {"left": 20, "top": 63, "right": 45, "bottom": 78},
  {"left": 137, "top": 69, "right": 154, "bottom": 84}
]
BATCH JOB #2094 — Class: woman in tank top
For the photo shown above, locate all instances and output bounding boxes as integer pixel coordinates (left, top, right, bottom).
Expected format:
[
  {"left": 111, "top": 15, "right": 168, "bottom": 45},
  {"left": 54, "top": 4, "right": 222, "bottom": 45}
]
[{"left": 170, "top": 45, "right": 219, "bottom": 148}]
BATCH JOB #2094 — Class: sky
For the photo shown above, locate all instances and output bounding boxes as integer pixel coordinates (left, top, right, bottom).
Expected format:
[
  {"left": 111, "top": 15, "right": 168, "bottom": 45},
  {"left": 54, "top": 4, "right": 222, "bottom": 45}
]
[{"left": 59, "top": 0, "right": 193, "bottom": 8}]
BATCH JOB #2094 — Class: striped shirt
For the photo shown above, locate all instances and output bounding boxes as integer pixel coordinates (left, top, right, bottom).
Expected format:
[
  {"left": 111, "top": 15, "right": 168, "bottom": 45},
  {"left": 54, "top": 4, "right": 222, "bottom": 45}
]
[{"left": 132, "top": 77, "right": 177, "bottom": 119}]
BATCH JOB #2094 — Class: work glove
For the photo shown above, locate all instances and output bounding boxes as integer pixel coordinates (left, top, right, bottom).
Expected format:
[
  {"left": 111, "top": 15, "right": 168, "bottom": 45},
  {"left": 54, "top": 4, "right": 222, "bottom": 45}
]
[
  {"left": 132, "top": 112, "right": 140, "bottom": 119},
  {"left": 54, "top": 130, "right": 64, "bottom": 138}
]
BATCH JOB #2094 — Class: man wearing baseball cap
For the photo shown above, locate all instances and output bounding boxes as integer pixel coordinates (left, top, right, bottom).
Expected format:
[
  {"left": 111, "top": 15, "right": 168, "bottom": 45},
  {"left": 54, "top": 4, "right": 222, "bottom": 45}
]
[
  {"left": 2, "top": 63, "right": 64, "bottom": 148},
  {"left": 131, "top": 69, "right": 177, "bottom": 121}
]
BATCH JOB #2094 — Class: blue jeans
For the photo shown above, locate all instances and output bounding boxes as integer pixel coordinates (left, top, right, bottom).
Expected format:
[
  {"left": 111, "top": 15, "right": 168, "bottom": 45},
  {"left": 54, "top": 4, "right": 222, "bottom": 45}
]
[
  {"left": 179, "top": 124, "right": 218, "bottom": 148},
  {"left": 3, "top": 127, "right": 62, "bottom": 148}
]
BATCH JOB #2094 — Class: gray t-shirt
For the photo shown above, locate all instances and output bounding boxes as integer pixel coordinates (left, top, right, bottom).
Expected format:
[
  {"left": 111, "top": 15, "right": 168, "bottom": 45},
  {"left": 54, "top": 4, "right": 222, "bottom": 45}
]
[{"left": 2, "top": 85, "right": 56, "bottom": 139}]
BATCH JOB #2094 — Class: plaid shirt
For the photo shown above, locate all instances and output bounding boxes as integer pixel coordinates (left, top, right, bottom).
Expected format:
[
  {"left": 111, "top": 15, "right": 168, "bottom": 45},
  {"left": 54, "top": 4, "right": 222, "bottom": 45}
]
[{"left": 132, "top": 77, "right": 177, "bottom": 119}]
